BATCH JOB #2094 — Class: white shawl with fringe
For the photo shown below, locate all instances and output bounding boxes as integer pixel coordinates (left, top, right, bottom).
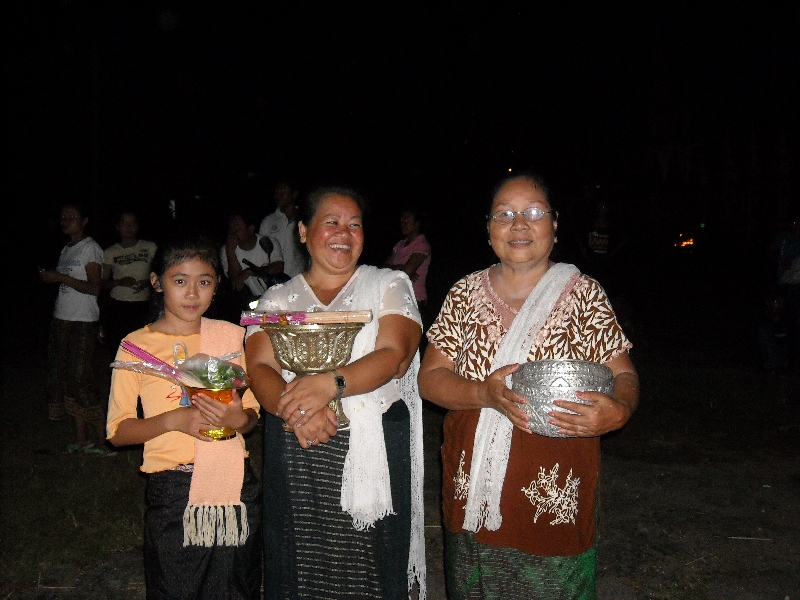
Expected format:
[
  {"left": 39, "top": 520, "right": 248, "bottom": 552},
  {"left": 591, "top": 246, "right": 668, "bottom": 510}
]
[{"left": 462, "top": 263, "right": 579, "bottom": 533}]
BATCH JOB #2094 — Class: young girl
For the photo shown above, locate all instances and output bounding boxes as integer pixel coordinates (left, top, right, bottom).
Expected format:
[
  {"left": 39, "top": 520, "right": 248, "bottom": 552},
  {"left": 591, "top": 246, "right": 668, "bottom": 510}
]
[
  {"left": 106, "top": 233, "right": 262, "bottom": 599},
  {"left": 40, "top": 201, "right": 106, "bottom": 451}
]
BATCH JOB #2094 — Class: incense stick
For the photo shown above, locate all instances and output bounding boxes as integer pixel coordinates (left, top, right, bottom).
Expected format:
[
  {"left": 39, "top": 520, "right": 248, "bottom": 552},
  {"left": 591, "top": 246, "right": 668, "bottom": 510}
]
[{"left": 240, "top": 310, "right": 373, "bottom": 326}]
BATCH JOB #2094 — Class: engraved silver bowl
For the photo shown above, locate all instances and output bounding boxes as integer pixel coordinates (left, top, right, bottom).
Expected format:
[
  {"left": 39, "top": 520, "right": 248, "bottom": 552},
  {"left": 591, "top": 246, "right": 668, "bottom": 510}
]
[
  {"left": 260, "top": 322, "right": 364, "bottom": 374},
  {"left": 260, "top": 322, "right": 365, "bottom": 429},
  {"left": 511, "top": 359, "right": 614, "bottom": 438}
]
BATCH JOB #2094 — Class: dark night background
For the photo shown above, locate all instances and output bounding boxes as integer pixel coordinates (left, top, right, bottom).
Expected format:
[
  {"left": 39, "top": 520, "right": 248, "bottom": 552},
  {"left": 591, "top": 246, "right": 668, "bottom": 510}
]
[{"left": 9, "top": 1, "right": 800, "bottom": 327}]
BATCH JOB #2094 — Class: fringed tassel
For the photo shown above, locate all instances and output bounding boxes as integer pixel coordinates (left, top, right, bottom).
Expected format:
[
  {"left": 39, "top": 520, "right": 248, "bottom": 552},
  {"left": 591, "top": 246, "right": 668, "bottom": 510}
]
[
  {"left": 182, "top": 503, "right": 249, "bottom": 547},
  {"left": 238, "top": 502, "right": 249, "bottom": 543}
]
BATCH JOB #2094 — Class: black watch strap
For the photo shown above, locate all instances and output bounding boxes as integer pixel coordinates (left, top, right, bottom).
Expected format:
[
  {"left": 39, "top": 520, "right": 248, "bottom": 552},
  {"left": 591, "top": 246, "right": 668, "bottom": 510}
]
[{"left": 332, "top": 370, "right": 346, "bottom": 399}]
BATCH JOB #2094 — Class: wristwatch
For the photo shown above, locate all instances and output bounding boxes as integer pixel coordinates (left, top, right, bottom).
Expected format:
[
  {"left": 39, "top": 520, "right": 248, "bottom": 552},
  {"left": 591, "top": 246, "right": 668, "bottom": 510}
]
[{"left": 331, "top": 370, "right": 346, "bottom": 399}]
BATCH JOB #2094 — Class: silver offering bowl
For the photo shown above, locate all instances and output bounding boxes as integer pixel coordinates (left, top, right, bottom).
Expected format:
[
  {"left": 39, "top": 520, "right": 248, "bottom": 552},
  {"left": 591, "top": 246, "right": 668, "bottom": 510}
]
[
  {"left": 260, "top": 321, "right": 366, "bottom": 430},
  {"left": 511, "top": 359, "right": 614, "bottom": 438}
]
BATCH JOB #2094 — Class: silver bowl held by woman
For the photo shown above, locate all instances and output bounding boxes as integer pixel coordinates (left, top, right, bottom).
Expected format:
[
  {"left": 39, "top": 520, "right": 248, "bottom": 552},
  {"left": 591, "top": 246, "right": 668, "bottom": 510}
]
[
  {"left": 259, "top": 321, "right": 366, "bottom": 429},
  {"left": 511, "top": 359, "right": 614, "bottom": 438}
]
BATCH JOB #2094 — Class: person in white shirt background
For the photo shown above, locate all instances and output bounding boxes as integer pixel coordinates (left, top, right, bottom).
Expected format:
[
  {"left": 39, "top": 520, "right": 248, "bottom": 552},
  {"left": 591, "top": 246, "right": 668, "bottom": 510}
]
[
  {"left": 221, "top": 208, "right": 287, "bottom": 321},
  {"left": 258, "top": 181, "right": 307, "bottom": 278},
  {"left": 39, "top": 201, "right": 108, "bottom": 453}
]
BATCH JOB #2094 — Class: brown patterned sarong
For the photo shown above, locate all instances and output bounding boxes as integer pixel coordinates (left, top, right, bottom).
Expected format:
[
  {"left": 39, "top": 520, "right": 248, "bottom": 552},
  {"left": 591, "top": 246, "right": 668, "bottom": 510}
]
[{"left": 46, "top": 318, "right": 105, "bottom": 423}]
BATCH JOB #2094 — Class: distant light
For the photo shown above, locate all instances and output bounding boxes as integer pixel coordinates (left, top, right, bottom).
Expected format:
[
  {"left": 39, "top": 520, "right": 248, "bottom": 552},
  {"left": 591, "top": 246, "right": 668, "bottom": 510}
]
[
  {"left": 674, "top": 233, "right": 694, "bottom": 248},
  {"left": 700, "top": 222, "right": 706, "bottom": 228},
  {"left": 508, "top": 168, "right": 512, "bottom": 172}
]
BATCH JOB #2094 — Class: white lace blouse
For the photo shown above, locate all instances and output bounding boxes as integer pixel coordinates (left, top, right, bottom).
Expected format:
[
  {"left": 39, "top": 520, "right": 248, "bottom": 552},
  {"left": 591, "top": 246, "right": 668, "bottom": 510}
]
[{"left": 245, "top": 265, "right": 422, "bottom": 411}]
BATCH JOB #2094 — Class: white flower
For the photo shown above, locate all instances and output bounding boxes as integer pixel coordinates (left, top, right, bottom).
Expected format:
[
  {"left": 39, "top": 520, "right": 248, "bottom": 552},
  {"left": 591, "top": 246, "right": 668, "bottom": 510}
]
[
  {"left": 521, "top": 463, "right": 580, "bottom": 525},
  {"left": 404, "top": 293, "right": 413, "bottom": 304},
  {"left": 263, "top": 299, "right": 279, "bottom": 310},
  {"left": 343, "top": 295, "right": 353, "bottom": 306},
  {"left": 288, "top": 293, "right": 299, "bottom": 303}
]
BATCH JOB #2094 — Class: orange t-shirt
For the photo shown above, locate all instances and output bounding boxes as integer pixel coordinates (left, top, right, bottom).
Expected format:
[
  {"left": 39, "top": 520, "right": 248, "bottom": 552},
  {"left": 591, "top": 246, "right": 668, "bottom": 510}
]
[{"left": 107, "top": 319, "right": 260, "bottom": 473}]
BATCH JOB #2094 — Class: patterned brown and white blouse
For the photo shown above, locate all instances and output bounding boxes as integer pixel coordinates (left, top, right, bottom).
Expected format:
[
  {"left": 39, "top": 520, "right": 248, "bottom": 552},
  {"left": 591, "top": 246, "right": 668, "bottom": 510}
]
[{"left": 427, "top": 265, "right": 632, "bottom": 556}]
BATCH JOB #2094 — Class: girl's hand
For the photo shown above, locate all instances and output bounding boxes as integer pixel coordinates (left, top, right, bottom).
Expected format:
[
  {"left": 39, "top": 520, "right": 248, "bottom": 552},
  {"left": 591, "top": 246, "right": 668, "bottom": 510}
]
[
  {"left": 293, "top": 407, "right": 338, "bottom": 449},
  {"left": 479, "top": 363, "right": 531, "bottom": 433},
  {"left": 166, "top": 406, "right": 215, "bottom": 441},
  {"left": 39, "top": 269, "right": 62, "bottom": 284},
  {"left": 190, "top": 389, "right": 250, "bottom": 432},
  {"left": 277, "top": 373, "right": 337, "bottom": 429}
]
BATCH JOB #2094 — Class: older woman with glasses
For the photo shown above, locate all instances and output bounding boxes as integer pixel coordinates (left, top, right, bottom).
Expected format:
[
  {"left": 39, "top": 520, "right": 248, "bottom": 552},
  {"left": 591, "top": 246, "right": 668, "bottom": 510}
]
[{"left": 418, "top": 173, "right": 639, "bottom": 599}]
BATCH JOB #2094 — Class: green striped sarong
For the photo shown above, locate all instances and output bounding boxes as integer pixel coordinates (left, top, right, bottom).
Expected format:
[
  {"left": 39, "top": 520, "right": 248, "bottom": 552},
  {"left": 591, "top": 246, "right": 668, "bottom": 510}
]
[{"left": 444, "top": 530, "right": 596, "bottom": 600}]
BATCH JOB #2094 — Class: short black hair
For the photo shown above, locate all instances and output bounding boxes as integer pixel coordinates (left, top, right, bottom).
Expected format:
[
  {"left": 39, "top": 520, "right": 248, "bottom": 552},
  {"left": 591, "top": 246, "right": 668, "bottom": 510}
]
[
  {"left": 488, "top": 172, "right": 554, "bottom": 216},
  {"left": 299, "top": 185, "right": 369, "bottom": 226}
]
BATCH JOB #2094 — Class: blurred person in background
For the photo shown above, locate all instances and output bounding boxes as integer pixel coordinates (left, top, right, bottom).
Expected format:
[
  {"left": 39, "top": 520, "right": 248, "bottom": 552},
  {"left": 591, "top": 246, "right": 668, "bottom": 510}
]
[
  {"left": 221, "top": 208, "right": 287, "bottom": 321},
  {"left": 100, "top": 209, "right": 158, "bottom": 355},
  {"left": 39, "top": 201, "right": 107, "bottom": 453},
  {"left": 383, "top": 205, "right": 432, "bottom": 330},
  {"left": 259, "top": 180, "right": 307, "bottom": 278}
]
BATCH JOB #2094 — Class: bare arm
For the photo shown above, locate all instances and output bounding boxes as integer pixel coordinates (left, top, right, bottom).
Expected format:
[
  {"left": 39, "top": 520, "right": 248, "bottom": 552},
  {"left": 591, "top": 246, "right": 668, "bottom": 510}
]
[
  {"left": 100, "top": 262, "right": 140, "bottom": 292},
  {"left": 418, "top": 343, "right": 531, "bottom": 433},
  {"left": 244, "top": 330, "right": 291, "bottom": 416},
  {"left": 40, "top": 261, "right": 102, "bottom": 296},
  {"left": 109, "top": 405, "right": 214, "bottom": 447},
  {"left": 386, "top": 251, "right": 427, "bottom": 280}
]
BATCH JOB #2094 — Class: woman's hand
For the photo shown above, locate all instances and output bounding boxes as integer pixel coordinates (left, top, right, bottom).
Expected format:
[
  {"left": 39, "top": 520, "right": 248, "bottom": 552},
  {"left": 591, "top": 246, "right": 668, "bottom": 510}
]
[
  {"left": 549, "top": 391, "right": 632, "bottom": 437},
  {"left": 480, "top": 363, "right": 531, "bottom": 433},
  {"left": 293, "top": 408, "right": 338, "bottom": 449},
  {"left": 190, "top": 389, "right": 255, "bottom": 434},
  {"left": 277, "top": 373, "right": 337, "bottom": 429},
  {"left": 549, "top": 363, "right": 639, "bottom": 437}
]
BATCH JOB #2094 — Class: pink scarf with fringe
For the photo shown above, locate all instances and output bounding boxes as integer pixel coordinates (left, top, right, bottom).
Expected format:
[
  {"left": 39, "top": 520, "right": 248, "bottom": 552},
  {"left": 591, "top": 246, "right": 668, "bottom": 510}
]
[{"left": 182, "top": 318, "right": 249, "bottom": 547}]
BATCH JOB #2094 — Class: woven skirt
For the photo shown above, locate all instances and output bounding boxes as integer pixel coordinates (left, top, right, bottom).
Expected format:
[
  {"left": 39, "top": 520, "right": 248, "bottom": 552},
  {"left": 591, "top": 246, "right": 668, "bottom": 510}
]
[
  {"left": 46, "top": 318, "right": 105, "bottom": 423},
  {"left": 262, "top": 400, "right": 411, "bottom": 600},
  {"left": 144, "top": 461, "right": 263, "bottom": 600},
  {"left": 444, "top": 530, "right": 596, "bottom": 600}
]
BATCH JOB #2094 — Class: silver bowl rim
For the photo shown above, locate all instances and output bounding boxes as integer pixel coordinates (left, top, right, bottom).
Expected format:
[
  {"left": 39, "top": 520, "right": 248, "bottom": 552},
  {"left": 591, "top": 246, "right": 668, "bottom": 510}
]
[{"left": 515, "top": 358, "right": 612, "bottom": 373}]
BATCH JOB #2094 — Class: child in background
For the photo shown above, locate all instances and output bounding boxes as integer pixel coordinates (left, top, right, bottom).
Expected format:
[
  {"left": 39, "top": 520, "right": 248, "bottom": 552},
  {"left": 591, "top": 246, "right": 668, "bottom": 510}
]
[
  {"left": 100, "top": 209, "right": 158, "bottom": 354},
  {"left": 39, "top": 201, "right": 107, "bottom": 452},
  {"left": 106, "top": 232, "right": 262, "bottom": 599}
]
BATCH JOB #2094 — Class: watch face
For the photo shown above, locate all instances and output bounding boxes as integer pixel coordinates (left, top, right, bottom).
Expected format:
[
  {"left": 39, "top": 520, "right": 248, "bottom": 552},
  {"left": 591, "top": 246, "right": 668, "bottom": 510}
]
[{"left": 334, "top": 372, "right": 346, "bottom": 396}]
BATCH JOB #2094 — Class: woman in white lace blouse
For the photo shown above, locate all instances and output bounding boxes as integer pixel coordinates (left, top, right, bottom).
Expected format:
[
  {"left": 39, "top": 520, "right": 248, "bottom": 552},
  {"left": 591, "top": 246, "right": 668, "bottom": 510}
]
[{"left": 245, "top": 186, "right": 427, "bottom": 599}]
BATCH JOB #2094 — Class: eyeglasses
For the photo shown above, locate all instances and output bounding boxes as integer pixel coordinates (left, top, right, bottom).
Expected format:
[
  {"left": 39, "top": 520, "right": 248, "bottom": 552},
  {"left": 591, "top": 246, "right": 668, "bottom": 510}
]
[{"left": 487, "top": 207, "right": 555, "bottom": 224}]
